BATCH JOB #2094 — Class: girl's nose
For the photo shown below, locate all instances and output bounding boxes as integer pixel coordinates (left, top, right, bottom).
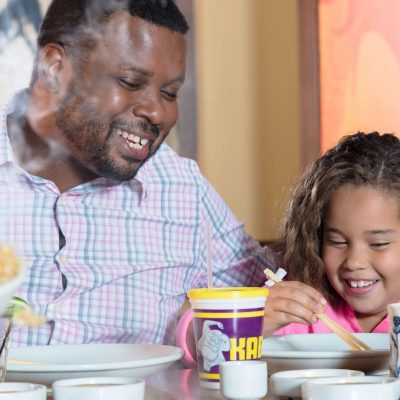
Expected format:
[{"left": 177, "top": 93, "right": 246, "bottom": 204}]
[{"left": 343, "top": 246, "right": 369, "bottom": 270}]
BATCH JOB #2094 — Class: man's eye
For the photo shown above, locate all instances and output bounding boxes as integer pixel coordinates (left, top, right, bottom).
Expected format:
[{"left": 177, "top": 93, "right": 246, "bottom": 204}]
[
  {"left": 115, "top": 77, "right": 141, "bottom": 90},
  {"left": 161, "top": 90, "right": 178, "bottom": 100}
]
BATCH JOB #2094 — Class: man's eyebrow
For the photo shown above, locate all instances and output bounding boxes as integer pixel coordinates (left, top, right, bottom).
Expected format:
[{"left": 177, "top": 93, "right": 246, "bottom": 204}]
[
  {"left": 117, "top": 63, "right": 152, "bottom": 77},
  {"left": 116, "top": 63, "right": 185, "bottom": 84}
]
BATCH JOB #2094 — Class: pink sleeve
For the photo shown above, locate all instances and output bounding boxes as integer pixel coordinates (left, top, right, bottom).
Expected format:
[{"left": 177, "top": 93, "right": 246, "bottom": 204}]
[
  {"left": 274, "top": 323, "right": 315, "bottom": 335},
  {"left": 273, "top": 303, "right": 364, "bottom": 335},
  {"left": 176, "top": 308, "right": 197, "bottom": 368}
]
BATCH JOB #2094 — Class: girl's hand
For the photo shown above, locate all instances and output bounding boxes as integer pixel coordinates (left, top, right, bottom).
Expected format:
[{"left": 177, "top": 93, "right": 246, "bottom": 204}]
[{"left": 263, "top": 281, "right": 327, "bottom": 337}]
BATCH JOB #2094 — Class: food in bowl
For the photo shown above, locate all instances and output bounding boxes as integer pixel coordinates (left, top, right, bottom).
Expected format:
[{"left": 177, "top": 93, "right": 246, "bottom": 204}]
[
  {"left": 0, "top": 246, "right": 20, "bottom": 285},
  {"left": 0, "top": 245, "right": 46, "bottom": 327},
  {"left": 0, "top": 246, "right": 26, "bottom": 317}
]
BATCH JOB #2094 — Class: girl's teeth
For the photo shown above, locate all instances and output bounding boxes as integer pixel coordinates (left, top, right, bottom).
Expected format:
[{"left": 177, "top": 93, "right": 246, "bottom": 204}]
[{"left": 349, "top": 280, "right": 376, "bottom": 288}]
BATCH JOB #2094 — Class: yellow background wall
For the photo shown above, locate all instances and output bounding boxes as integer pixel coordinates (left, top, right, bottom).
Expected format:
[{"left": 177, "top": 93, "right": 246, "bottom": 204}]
[{"left": 194, "top": 0, "right": 301, "bottom": 241}]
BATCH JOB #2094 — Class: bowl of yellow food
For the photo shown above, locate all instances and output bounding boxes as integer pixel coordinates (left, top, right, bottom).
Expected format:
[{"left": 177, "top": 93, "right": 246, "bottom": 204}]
[{"left": 0, "top": 246, "right": 26, "bottom": 317}]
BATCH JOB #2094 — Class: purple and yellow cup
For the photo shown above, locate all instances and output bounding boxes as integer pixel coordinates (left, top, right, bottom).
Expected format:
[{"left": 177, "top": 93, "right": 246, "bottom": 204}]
[{"left": 187, "top": 287, "right": 268, "bottom": 389}]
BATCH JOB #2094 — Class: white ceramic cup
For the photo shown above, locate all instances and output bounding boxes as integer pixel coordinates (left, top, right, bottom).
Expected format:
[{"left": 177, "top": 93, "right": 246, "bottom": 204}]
[
  {"left": 301, "top": 375, "right": 400, "bottom": 400},
  {"left": 220, "top": 360, "right": 267, "bottom": 400},
  {"left": 52, "top": 376, "right": 145, "bottom": 400},
  {"left": 0, "top": 382, "right": 46, "bottom": 399},
  {"left": 388, "top": 302, "right": 400, "bottom": 377}
]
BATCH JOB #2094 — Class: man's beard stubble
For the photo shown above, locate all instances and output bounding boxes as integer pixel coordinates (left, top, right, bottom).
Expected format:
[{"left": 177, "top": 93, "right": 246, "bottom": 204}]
[{"left": 54, "top": 80, "right": 142, "bottom": 182}]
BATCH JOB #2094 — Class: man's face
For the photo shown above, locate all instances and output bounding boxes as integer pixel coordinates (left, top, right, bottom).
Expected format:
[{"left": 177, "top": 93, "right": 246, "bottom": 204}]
[{"left": 55, "top": 11, "right": 186, "bottom": 181}]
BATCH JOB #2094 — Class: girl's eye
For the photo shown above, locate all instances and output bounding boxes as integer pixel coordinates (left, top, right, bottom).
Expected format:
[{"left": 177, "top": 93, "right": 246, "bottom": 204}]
[
  {"left": 370, "top": 242, "right": 390, "bottom": 248},
  {"left": 325, "top": 238, "right": 347, "bottom": 247}
]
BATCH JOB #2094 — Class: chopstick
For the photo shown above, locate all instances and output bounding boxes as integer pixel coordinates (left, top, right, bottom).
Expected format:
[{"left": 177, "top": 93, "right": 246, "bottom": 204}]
[
  {"left": 313, "top": 313, "right": 371, "bottom": 351},
  {"left": 263, "top": 268, "right": 372, "bottom": 351}
]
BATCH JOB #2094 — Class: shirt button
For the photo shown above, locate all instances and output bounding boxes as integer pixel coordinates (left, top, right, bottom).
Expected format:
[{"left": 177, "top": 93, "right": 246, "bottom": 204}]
[
  {"left": 54, "top": 304, "right": 63, "bottom": 314},
  {"left": 60, "top": 255, "right": 69, "bottom": 264}
]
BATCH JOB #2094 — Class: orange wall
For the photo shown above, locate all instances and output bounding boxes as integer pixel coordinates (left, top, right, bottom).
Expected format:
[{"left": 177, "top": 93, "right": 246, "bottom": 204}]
[{"left": 319, "top": 0, "right": 400, "bottom": 151}]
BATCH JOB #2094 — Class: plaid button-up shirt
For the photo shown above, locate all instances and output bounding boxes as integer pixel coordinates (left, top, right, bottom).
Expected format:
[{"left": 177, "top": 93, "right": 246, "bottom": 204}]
[{"left": 2, "top": 93, "right": 273, "bottom": 346}]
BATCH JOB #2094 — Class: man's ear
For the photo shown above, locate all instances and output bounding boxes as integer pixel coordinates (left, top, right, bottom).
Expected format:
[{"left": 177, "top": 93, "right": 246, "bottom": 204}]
[{"left": 36, "top": 44, "right": 70, "bottom": 93}]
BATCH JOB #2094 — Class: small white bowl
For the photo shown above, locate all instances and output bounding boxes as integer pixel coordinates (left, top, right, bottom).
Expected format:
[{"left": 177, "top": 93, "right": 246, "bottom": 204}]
[
  {"left": 0, "top": 382, "right": 46, "bottom": 399},
  {"left": 270, "top": 368, "right": 364, "bottom": 399},
  {"left": 52, "top": 376, "right": 145, "bottom": 400},
  {"left": 302, "top": 375, "right": 400, "bottom": 400}
]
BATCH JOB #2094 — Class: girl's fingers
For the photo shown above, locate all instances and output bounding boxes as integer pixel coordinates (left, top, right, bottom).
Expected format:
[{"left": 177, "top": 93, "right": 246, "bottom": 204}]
[
  {"left": 262, "top": 281, "right": 327, "bottom": 335},
  {"left": 268, "top": 281, "right": 327, "bottom": 314}
]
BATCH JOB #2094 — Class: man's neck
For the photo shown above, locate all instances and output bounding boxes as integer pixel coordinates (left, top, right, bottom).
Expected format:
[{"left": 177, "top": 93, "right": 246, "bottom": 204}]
[{"left": 7, "top": 109, "right": 98, "bottom": 193}]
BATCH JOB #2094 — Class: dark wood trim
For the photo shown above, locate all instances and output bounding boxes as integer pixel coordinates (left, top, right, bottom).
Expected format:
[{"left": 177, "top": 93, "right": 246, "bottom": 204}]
[
  {"left": 298, "top": 0, "right": 321, "bottom": 168},
  {"left": 174, "top": 0, "right": 197, "bottom": 160}
]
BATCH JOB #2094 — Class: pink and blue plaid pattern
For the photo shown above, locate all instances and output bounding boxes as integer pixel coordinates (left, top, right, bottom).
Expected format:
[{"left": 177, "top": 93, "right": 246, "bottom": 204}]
[{"left": 2, "top": 93, "right": 273, "bottom": 346}]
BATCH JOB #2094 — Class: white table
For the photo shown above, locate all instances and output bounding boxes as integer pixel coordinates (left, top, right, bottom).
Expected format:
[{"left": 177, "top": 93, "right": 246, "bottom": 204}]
[
  {"left": 45, "top": 367, "right": 278, "bottom": 399},
  {"left": 144, "top": 368, "right": 278, "bottom": 400}
]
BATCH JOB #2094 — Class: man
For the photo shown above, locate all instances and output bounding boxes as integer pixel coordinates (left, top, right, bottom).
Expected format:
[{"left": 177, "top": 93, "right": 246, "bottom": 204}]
[{"left": 2, "top": 0, "right": 273, "bottom": 347}]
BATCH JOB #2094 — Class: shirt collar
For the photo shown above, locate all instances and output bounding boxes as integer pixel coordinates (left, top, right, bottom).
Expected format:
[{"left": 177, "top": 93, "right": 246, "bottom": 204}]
[
  {"left": 132, "top": 151, "right": 152, "bottom": 200},
  {"left": 0, "top": 91, "right": 27, "bottom": 166},
  {"left": 129, "top": 143, "right": 168, "bottom": 201}
]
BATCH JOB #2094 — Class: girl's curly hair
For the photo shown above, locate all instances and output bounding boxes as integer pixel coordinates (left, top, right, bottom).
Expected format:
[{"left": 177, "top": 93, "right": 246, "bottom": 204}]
[{"left": 276, "top": 131, "right": 400, "bottom": 306}]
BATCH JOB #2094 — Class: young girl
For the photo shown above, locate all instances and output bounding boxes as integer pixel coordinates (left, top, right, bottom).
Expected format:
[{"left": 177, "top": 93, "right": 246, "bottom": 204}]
[{"left": 264, "top": 131, "right": 400, "bottom": 336}]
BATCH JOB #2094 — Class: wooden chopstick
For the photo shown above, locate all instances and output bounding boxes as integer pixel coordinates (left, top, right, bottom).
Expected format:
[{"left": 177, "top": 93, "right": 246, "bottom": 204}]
[
  {"left": 263, "top": 268, "right": 372, "bottom": 351},
  {"left": 314, "top": 313, "right": 371, "bottom": 351}
]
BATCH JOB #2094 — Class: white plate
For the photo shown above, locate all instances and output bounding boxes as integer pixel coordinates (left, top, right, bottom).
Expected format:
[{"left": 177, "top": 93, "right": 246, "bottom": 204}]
[
  {"left": 5, "top": 343, "right": 184, "bottom": 386},
  {"left": 262, "top": 333, "right": 389, "bottom": 374}
]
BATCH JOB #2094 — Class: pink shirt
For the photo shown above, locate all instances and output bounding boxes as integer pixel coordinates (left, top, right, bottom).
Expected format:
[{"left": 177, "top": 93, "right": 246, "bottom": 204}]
[{"left": 274, "top": 302, "right": 389, "bottom": 335}]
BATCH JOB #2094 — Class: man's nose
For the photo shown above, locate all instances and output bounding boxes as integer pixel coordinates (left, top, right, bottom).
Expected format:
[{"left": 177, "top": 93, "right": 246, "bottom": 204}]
[{"left": 132, "top": 91, "right": 163, "bottom": 127}]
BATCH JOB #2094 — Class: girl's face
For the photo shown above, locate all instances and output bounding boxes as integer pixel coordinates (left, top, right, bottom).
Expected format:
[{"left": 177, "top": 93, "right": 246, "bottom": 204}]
[{"left": 322, "top": 185, "right": 400, "bottom": 330}]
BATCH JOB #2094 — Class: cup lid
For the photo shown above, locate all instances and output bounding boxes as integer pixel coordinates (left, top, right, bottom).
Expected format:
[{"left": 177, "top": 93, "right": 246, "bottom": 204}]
[{"left": 187, "top": 287, "right": 268, "bottom": 299}]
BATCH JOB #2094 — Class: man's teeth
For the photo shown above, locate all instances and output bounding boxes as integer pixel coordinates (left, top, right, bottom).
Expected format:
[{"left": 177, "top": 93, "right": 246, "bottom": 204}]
[
  {"left": 348, "top": 280, "right": 377, "bottom": 288},
  {"left": 117, "top": 129, "right": 149, "bottom": 149}
]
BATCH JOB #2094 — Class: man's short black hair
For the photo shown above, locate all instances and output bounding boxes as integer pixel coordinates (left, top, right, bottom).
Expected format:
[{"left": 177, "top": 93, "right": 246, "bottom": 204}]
[{"left": 38, "top": 0, "right": 189, "bottom": 49}]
